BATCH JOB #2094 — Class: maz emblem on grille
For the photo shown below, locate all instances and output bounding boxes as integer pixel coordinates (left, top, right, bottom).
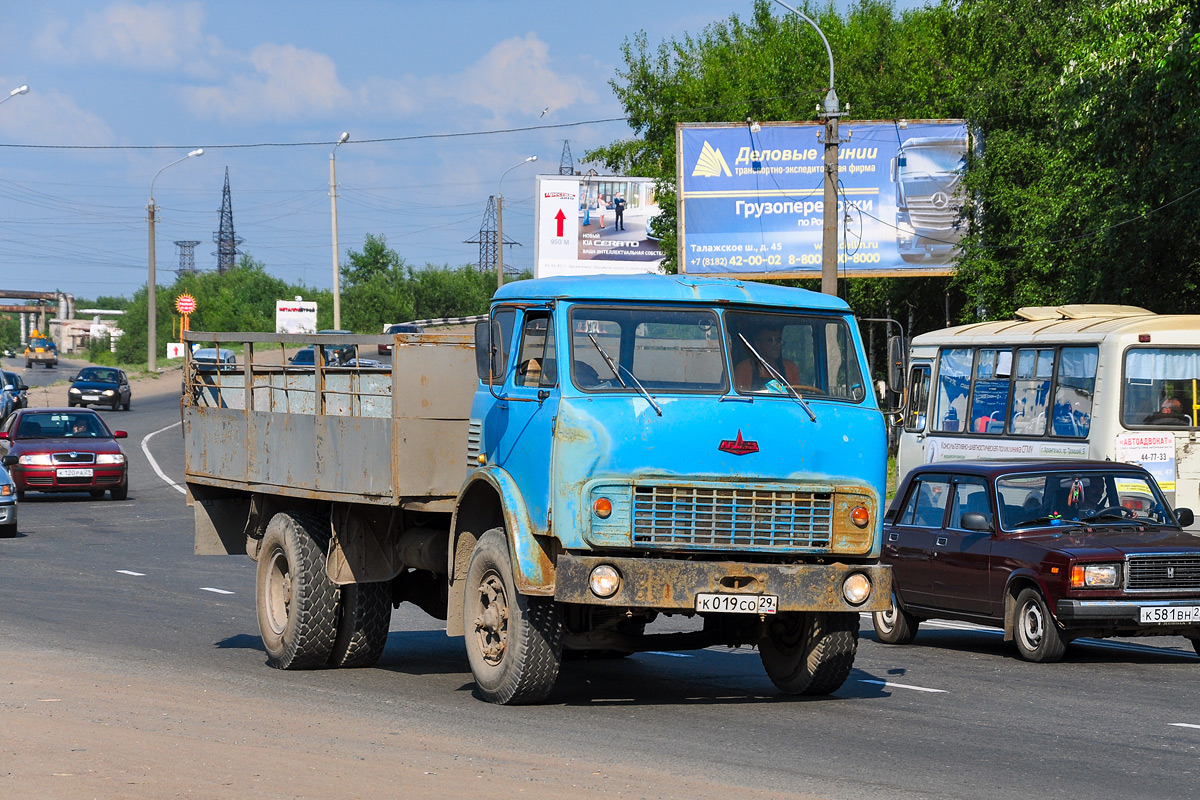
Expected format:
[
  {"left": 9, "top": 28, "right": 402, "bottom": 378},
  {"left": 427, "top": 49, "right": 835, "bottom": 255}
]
[{"left": 718, "top": 430, "right": 759, "bottom": 456}]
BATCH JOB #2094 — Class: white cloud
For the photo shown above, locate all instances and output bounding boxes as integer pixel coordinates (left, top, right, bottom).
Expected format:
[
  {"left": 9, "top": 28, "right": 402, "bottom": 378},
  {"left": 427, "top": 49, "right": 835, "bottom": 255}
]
[
  {"left": 33, "top": 2, "right": 207, "bottom": 70},
  {"left": 182, "top": 43, "right": 353, "bottom": 120},
  {"left": 0, "top": 90, "right": 115, "bottom": 147}
]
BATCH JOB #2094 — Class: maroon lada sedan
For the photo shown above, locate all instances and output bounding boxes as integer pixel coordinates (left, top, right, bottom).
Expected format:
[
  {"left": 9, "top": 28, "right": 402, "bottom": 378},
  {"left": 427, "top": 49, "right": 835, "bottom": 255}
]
[
  {"left": 874, "top": 460, "right": 1199, "bottom": 662},
  {"left": 0, "top": 408, "right": 128, "bottom": 500}
]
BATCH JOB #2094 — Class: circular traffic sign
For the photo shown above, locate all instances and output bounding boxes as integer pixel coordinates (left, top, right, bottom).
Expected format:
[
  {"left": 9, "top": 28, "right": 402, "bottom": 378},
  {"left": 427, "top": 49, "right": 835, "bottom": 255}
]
[{"left": 175, "top": 293, "right": 197, "bottom": 314}]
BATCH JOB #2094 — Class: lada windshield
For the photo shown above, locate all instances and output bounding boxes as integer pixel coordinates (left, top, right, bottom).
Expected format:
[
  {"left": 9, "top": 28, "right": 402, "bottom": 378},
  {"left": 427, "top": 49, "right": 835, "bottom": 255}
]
[
  {"left": 997, "top": 470, "right": 1176, "bottom": 530},
  {"left": 568, "top": 306, "right": 727, "bottom": 394},
  {"left": 725, "top": 310, "right": 867, "bottom": 401}
]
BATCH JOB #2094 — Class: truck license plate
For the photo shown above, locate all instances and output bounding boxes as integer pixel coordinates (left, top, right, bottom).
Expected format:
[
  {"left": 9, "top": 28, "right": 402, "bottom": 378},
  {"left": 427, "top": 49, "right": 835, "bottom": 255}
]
[
  {"left": 695, "top": 592, "right": 777, "bottom": 615},
  {"left": 1140, "top": 605, "right": 1200, "bottom": 623},
  {"left": 57, "top": 468, "right": 93, "bottom": 478}
]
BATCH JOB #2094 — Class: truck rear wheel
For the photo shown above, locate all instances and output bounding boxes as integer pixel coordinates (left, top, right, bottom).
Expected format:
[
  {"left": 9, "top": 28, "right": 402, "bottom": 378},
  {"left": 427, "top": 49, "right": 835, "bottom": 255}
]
[
  {"left": 463, "top": 529, "right": 563, "bottom": 704},
  {"left": 759, "top": 611, "right": 859, "bottom": 696},
  {"left": 256, "top": 511, "right": 339, "bottom": 669},
  {"left": 328, "top": 582, "right": 392, "bottom": 668}
]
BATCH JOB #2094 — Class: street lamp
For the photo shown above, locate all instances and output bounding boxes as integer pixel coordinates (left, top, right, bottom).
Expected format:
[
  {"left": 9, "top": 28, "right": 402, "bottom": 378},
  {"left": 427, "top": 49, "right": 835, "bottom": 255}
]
[
  {"left": 330, "top": 131, "right": 349, "bottom": 330},
  {"left": 772, "top": 0, "right": 842, "bottom": 295},
  {"left": 148, "top": 148, "right": 203, "bottom": 371},
  {"left": 495, "top": 155, "right": 537, "bottom": 289},
  {"left": 0, "top": 85, "right": 29, "bottom": 106}
]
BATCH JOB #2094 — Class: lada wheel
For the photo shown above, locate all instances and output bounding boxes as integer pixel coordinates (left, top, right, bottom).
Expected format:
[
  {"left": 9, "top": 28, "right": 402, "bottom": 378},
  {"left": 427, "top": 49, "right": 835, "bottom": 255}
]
[
  {"left": 759, "top": 611, "right": 859, "bottom": 695},
  {"left": 873, "top": 593, "right": 920, "bottom": 645},
  {"left": 463, "top": 529, "right": 563, "bottom": 704},
  {"left": 256, "top": 511, "right": 339, "bottom": 669},
  {"left": 328, "top": 581, "right": 392, "bottom": 668},
  {"left": 1013, "top": 588, "right": 1066, "bottom": 663}
]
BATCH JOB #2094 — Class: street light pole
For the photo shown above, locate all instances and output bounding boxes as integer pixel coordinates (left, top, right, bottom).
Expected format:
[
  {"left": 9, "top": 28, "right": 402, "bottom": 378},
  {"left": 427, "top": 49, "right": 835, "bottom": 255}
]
[
  {"left": 496, "top": 155, "right": 538, "bottom": 289},
  {"left": 0, "top": 85, "right": 29, "bottom": 106},
  {"left": 148, "top": 148, "right": 203, "bottom": 371},
  {"left": 330, "top": 132, "right": 349, "bottom": 330},
  {"left": 773, "top": 0, "right": 842, "bottom": 296}
]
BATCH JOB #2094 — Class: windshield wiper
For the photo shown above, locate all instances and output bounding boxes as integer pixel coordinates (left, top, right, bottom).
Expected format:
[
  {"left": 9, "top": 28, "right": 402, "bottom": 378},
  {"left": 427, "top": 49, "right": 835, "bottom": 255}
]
[
  {"left": 737, "top": 333, "right": 816, "bottom": 422},
  {"left": 1017, "top": 516, "right": 1084, "bottom": 528},
  {"left": 587, "top": 333, "right": 662, "bottom": 417}
]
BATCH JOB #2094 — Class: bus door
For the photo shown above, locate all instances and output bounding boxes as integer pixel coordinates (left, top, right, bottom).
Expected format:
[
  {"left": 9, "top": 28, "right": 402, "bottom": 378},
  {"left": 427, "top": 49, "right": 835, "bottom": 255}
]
[{"left": 897, "top": 361, "right": 932, "bottom": 479}]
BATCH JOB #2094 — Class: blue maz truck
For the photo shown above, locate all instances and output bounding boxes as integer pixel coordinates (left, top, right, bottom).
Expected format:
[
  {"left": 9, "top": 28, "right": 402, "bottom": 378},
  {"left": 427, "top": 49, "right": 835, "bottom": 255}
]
[{"left": 183, "top": 275, "right": 894, "bottom": 704}]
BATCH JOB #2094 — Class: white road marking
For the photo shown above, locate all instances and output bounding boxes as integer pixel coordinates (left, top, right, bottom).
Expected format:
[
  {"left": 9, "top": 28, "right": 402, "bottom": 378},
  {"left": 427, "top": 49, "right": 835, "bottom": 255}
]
[
  {"left": 859, "top": 679, "right": 947, "bottom": 693},
  {"left": 1170, "top": 723, "right": 1200, "bottom": 730},
  {"left": 116, "top": 570, "right": 145, "bottom": 576},
  {"left": 141, "top": 421, "right": 186, "bottom": 495},
  {"left": 200, "top": 587, "right": 234, "bottom": 595}
]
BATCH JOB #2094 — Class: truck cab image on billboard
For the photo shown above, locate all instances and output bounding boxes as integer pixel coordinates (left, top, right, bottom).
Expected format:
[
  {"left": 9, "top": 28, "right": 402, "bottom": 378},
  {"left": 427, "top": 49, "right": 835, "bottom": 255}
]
[
  {"left": 890, "top": 133, "right": 968, "bottom": 265},
  {"left": 183, "top": 275, "right": 896, "bottom": 705}
]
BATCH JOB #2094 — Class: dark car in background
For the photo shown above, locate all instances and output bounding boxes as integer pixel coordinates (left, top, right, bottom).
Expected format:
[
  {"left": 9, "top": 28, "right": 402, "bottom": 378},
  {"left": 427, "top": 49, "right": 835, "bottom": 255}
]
[
  {"left": 874, "top": 460, "right": 1199, "bottom": 662},
  {"left": 378, "top": 322, "right": 423, "bottom": 355},
  {"left": 2, "top": 370, "right": 28, "bottom": 412},
  {"left": 191, "top": 347, "right": 237, "bottom": 371},
  {"left": 0, "top": 408, "right": 129, "bottom": 500},
  {"left": 68, "top": 366, "right": 132, "bottom": 411},
  {"left": 0, "top": 462, "right": 16, "bottom": 535}
]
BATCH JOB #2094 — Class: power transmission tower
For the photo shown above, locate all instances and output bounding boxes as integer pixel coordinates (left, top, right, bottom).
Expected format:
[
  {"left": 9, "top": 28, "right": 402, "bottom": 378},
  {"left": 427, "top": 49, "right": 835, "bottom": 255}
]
[
  {"left": 175, "top": 240, "right": 201, "bottom": 274},
  {"left": 558, "top": 140, "right": 575, "bottom": 175},
  {"left": 464, "top": 195, "right": 522, "bottom": 274},
  {"left": 212, "top": 167, "right": 243, "bottom": 273}
]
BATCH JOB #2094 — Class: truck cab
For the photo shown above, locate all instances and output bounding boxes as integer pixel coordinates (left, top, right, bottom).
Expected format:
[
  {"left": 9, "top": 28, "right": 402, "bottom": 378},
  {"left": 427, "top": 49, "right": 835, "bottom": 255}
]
[
  {"left": 24, "top": 331, "right": 57, "bottom": 369},
  {"left": 891, "top": 135, "right": 967, "bottom": 264}
]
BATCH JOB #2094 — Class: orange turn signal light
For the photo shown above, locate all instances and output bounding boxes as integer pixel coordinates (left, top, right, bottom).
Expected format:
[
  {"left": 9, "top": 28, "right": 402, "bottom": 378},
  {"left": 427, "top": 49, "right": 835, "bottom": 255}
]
[
  {"left": 593, "top": 497, "right": 613, "bottom": 519},
  {"left": 850, "top": 505, "right": 870, "bottom": 528}
]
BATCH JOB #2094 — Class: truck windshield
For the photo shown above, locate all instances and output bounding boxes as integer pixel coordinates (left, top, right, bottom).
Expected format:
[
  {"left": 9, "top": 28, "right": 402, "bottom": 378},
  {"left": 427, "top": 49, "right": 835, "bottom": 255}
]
[
  {"left": 899, "top": 146, "right": 963, "bottom": 175},
  {"left": 725, "top": 310, "right": 867, "bottom": 402},
  {"left": 569, "top": 306, "right": 727, "bottom": 394}
]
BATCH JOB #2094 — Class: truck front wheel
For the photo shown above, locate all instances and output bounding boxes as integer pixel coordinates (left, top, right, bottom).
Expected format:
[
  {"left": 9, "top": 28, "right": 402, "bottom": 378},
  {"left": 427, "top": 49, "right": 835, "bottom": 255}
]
[
  {"left": 256, "top": 511, "right": 339, "bottom": 669},
  {"left": 463, "top": 529, "right": 563, "bottom": 704},
  {"left": 759, "top": 611, "right": 859, "bottom": 696}
]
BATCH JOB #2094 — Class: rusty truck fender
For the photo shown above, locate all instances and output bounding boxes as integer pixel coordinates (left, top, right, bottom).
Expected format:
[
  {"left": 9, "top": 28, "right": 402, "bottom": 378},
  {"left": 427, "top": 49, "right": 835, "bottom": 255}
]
[{"left": 445, "top": 466, "right": 556, "bottom": 636}]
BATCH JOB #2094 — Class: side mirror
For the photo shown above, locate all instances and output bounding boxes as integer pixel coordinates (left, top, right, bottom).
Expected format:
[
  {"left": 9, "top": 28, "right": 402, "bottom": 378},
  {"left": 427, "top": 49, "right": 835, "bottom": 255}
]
[
  {"left": 887, "top": 335, "right": 906, "bottom": 394},
  {"left": 473, "top": 322, "right": 492, "bottom": 381},
  {"left": 961, "top": 512, "right": 993, "bottom": 532},
  {"left": 113, "top": 431, "right": 128, "bottom": 439},
  {"left": 1, "top": 454, "right": 16, "bottom": 467},
  {"left": 1176, "top": 508, "right": 1195, "bottom": 528}
]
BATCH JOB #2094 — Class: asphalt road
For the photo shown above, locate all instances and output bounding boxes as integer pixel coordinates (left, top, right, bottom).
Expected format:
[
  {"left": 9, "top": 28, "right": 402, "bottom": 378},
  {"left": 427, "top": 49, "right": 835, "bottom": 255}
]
[{"left": 2, "top": 387, "right": 1199, "bottom": 799}]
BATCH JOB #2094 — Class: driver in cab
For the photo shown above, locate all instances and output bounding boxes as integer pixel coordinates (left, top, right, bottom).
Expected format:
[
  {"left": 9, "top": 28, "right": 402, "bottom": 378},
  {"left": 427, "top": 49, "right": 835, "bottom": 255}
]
[{"left": 734, "top": 324, "right": 801, "bottom": 393}]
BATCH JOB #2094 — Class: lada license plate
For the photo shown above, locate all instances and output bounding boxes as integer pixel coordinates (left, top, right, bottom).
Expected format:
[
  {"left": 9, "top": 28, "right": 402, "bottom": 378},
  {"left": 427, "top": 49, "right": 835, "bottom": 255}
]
[
  {"left": 695, "top": 592, "right": 777, "bottom": 615},
  {"left": 57, "top": 468, "right": 93, "bottom": 478},
  {"left": 1140, "top": 605, "right": 1200, "bottom": 624},
  {"left": 83, "top": 395, "right": 99, "bottom": 402}
]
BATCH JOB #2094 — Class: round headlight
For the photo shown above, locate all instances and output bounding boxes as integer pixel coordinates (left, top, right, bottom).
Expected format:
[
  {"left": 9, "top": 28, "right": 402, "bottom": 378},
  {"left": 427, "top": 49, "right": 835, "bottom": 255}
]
[
  {"left": 589, "top": 565, "right": 621, "bottom": 598},
  {"left": 592, "top": 497, "right": 613, "bottom": 519},
  {"left": 842, "top": 573, "right": 872, "bottom": 605}
]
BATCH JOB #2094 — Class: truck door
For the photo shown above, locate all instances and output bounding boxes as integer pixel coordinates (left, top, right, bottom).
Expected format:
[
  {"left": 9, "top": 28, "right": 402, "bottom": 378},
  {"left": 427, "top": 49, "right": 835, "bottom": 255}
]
[{"left": 489, "top": 308, "right": 559, "bottom": 534}]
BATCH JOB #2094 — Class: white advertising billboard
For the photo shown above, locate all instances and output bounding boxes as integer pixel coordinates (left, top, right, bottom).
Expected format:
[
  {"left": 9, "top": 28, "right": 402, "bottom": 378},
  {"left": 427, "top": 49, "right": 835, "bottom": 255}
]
[
  {"left": 533, "top": 174, "right": 666, "bottom": 278},
  {"left": 275, "top": 300, "right": 317, "bottom": 334}
]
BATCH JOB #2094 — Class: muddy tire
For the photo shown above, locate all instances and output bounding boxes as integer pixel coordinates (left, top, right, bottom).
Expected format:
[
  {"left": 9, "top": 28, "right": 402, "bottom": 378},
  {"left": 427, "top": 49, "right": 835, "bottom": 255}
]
[
  {"left": 328, "top": 581, "right": 392, "bottom": 668},
  {"left": 759, "top": 611, "right": 859, "bottom": 696},
  {"left": 463, "top": 529, "right": 563, "bottom": 704},
  {"left": 256, "top": 511, "right": 339, "bottom": 669},
  {"left": 873, "top": 593, "right": 920, "bottom": 645}
]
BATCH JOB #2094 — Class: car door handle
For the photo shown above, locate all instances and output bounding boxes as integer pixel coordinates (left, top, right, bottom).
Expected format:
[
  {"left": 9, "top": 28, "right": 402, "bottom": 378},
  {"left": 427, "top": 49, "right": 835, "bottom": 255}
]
[
  {"left": 936, "top": 537, "right": 948, "bottom": 546},
  {"left": 888, "top": 532, "right": 899, "bottom": 542}
]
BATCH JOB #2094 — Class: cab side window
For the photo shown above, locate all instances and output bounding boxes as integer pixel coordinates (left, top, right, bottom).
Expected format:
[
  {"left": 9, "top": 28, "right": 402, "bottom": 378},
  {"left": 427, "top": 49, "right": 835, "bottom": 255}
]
[
  {"left": 904, "top": 365, "right": 931, "bottom": 432},
  {"left": 516, "top": 312, "right": 556, "bottom": 389}
]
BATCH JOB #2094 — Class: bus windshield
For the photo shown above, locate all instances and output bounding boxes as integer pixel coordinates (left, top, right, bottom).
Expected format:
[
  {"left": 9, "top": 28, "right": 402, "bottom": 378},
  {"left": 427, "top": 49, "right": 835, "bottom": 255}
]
[{"left": 1123, "top": 348, "right": 1200, "bottom": 428}]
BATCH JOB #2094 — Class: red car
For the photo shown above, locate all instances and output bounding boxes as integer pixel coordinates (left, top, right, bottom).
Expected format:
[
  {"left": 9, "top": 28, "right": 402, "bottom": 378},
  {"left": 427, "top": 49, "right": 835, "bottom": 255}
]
[
  {"left": 0, "top": 408, "right": 129, "bottom": 500},
  {"left": 875, "top": 460, "right": 1199, "bottom": 662}
]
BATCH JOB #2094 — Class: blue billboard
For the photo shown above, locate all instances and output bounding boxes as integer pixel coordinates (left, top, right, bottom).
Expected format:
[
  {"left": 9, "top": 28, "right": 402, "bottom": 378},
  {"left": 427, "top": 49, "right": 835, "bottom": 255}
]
[{"left": 676, "top": 121, "right": 968, "bottom": 278}]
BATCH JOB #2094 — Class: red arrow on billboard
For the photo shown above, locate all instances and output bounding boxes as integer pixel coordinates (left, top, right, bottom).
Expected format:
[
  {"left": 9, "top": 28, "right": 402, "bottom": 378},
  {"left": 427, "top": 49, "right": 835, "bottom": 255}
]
[{"left": 555, "top": 209, "right": 566, "bottom": 237}]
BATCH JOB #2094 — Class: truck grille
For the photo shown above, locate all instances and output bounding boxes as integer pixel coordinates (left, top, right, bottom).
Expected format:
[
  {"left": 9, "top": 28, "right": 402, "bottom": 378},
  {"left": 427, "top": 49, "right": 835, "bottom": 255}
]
[
  {"left": 907, "top": 196, "right": 960, "bottom": 230},
  {"left": 1126, "top": 555, "right": 1200, "bottom": 591},
  {"left": 632, "top": 485, "right": 833, "bottom": 551}
]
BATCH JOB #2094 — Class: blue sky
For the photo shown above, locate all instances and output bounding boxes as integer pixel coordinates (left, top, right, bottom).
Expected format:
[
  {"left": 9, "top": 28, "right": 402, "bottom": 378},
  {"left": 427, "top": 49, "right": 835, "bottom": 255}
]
[{"left": 0, "top": 0, "right": 924, "bottom": 301}]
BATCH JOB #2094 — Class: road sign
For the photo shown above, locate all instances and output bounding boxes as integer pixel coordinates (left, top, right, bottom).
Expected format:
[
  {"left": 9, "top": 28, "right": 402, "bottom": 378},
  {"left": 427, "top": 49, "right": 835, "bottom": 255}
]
[{"left": 175, "top": 294, "right": 197, "bottom": 314}]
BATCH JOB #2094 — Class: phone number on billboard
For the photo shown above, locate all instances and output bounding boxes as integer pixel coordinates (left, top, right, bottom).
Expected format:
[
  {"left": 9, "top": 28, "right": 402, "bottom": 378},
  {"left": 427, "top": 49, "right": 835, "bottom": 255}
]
[{"left": 697, "top": 252, "right": 885, "bottom": 268}]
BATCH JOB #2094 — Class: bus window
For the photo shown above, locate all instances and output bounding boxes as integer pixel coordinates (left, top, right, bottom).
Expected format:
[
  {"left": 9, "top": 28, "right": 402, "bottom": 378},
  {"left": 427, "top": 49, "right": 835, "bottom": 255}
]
[
  {"left": 1123, "top": 347, "right": 1200, "bottom": 428},
  {"left": 969, "top": 349, "right": 1012, "bottom": 434},
  {"left": 1052, "top": 346, "right": 1098, "bottom": 437},
  {"left": 933, "top": 349, "right": 972, "bottom": 432},
  {"left": 1009, "top": 349, "right": 1053, "bottom": 436},
  {"left": 904, "top": 365, "right": 931, "bottom": 432}
]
